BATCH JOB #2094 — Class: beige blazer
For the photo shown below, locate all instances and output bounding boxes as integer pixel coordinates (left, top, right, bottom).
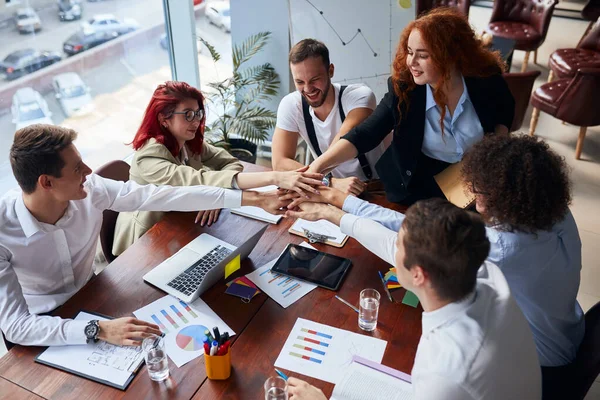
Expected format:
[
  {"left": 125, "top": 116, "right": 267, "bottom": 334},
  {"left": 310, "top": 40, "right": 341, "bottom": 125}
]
[{"left": 112, "top": 138, "right": 244, "bottom": 256}]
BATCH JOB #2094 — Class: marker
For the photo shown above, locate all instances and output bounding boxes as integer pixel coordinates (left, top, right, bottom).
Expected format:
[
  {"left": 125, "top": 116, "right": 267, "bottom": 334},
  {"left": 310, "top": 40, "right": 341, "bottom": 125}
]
[
  {"left": 334, "top": 295, "right": 359, "bottom": 313},
  {"left": 220, "top": 332, "right": 229, "bottom": 346},
  {"left": 205, "top": 329, "right": 214, "bottom": 343},
  {"left": 275, "top": 368, "right": 289, "bottom": 381},
  {"left": 379, "top": 271, "right": 394, "bottom": 303},
  {"left": 213, "top": 327, "right": 221, "bottom": 344},
  {"left": 210, "top": 340, "right": 218, "bottom": 356}
]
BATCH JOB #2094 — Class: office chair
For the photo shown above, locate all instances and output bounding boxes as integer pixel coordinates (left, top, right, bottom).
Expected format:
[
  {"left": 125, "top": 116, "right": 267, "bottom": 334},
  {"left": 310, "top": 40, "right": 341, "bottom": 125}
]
[{"left": 502, "top": 70, "right": 541, "bottom": 131}]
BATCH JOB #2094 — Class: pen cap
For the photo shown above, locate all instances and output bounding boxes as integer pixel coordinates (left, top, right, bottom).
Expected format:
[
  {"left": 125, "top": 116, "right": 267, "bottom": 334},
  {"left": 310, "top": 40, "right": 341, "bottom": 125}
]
[{"left": 204, "top": 348, "right": 231, "bottom": 380}]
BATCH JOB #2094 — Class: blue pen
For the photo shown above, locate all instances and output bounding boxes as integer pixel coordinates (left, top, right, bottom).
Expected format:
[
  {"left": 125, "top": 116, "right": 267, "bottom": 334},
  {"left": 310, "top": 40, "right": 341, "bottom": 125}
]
[
  {"left": 379, "top": 271, "right": 394, "bottom": 303},
  {"left": 275, "top": 368, "right": 289, "bottom": 381}
]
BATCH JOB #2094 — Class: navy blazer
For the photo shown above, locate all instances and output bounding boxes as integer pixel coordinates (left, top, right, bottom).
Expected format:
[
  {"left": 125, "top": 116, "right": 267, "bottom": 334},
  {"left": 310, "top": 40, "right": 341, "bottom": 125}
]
[{"left": 343, "top": 75, "right": 515, "bottom": 203}]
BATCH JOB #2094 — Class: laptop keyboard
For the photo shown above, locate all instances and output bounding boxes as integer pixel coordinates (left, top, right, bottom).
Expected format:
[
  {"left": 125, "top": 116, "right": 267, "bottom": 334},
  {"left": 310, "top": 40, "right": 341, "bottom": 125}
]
[{"left": 167, "top": 245, "right": 233, "bottom": 296}]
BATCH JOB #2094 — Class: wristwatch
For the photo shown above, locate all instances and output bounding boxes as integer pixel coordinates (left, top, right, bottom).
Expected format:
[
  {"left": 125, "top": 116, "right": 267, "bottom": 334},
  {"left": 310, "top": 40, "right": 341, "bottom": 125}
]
[
  {"left": 322, "top": 172, "right": 333, "bottom": 187},
  {"left": 85, "top": 320, "right": 100, "bottom": 344}
]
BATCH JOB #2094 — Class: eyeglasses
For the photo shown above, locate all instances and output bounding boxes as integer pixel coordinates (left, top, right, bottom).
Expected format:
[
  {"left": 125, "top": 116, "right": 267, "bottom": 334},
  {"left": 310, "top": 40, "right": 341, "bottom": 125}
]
[
  {"left": 470, "top": 182, "right": 490, "bottom": 196},
  {"left": 172, "top": 109, "right": 204, "bottom": 122}
]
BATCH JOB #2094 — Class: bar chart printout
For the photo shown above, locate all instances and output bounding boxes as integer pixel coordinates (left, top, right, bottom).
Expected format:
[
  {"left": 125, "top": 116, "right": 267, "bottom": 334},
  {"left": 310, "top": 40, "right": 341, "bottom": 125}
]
[{"left": 275, "top": 318, "right": 388, "bottom": 384}]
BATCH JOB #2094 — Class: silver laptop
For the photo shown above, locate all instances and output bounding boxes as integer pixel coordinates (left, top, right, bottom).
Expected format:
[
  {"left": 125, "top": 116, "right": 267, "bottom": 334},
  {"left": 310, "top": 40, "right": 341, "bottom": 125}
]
[{"left": 143, "top": 225, "right": 268, "bottom": 303}]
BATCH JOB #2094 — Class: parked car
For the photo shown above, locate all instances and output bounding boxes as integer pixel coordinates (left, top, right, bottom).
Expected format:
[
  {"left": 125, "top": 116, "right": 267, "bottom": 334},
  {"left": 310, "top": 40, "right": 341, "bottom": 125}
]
[
  {"left": 11, "top": 88, "right": 53, "bottom": 130},
  {"left": 81, "top": 14, "right": 139, "bottom": 36},
  {"left": 63, "top": 30, "right": 115, "bottom": 55},
  {"left": 0, "top": 49, "right": 62, "bottom": 81},
  {"left": 58, "top": 0, "right": 82, "bottom": 21},
  {"left": 52, "top": 72, "right": 94, "bottom": 117},
  {"left": 15, "top": 7, "right": 42, "bottom": 34},
  {"left": 205, "top": 2, "right": 230, "bottom": 33},
  {"left": 159, "top": 32, "right": 202, "bottom": 53}
]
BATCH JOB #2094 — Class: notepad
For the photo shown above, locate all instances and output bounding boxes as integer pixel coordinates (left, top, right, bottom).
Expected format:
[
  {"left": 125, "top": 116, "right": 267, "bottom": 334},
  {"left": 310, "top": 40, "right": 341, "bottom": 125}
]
[
  {"left": 434, "top": 162, "right": 475, "bottom": 209},
  {"left": 331, "top": 356, "right": 413, "bottom": 400}
]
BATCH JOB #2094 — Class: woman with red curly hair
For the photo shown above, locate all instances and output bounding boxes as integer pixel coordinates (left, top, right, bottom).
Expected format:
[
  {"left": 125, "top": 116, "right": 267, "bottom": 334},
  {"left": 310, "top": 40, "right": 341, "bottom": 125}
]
[
  {"left": 113, "top": 81, "right": 323, "bottom": 255},
  {"left": 308, "top": 8, "right": 514, "bottom": 205}
]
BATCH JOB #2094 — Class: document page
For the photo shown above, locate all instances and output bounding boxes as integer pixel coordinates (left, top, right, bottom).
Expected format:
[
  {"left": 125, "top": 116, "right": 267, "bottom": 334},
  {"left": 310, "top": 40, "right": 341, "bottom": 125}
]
[
  {"left": 331, "top": 361, "right": 413, "bottom": 400},
  {"left": 291, "top": 218, "right": 347, "bottom": 245}
]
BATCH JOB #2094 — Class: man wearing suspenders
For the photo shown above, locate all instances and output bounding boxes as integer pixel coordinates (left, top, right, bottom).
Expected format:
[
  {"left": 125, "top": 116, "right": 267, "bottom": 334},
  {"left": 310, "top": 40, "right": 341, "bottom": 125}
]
[{"left": 272, "top": 39, "right": 387, "bottom": 196}]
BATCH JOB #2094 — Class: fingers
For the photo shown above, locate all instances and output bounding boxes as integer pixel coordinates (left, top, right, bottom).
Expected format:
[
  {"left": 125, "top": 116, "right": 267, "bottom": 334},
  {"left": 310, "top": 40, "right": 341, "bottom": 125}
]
[
  {"left": 212, "top": 209, "right": 220, "bottom": 224},
  {"left": 299, "top": 174, "right": 325, "bottom": 184},
  {"left": 288, "top": 197, "right": 306, "bottom": 209},
  {"left": 294, "top": 165, "right": 309, "bottom": 172},
  {"left": 284, "top": 210, "right": 303, "bottom": 219},
  {"left": 195, "top": 210, "right": 204, "bottom": 224}
]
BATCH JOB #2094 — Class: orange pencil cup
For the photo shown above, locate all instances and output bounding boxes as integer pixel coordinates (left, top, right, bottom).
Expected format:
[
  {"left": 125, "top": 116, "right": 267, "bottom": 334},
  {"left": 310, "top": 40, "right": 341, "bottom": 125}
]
[{"left": 204, "top": 349, "right": 231, "bottom": 380}]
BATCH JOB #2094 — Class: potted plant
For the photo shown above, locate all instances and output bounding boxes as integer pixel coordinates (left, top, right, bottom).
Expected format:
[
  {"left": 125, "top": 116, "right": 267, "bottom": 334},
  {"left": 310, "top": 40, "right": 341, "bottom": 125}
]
[{"left": 199, "top": 31, "right": 280, "bottom": 163}]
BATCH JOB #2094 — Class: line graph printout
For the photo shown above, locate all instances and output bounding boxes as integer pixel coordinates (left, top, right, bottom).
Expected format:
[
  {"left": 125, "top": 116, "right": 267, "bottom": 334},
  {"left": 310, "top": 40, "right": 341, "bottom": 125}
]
[
  {"left": 275, "top": 318, "right": 387, "bottom": 383},
  {"left": 289, "top": 0, "right": 414, "bottom": 99}
]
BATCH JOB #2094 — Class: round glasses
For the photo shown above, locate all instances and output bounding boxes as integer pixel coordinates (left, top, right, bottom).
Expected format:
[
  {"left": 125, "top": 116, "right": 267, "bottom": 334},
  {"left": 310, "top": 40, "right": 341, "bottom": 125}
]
[{"left": 172, "top": 109, "right": 204, "bottom": 122}]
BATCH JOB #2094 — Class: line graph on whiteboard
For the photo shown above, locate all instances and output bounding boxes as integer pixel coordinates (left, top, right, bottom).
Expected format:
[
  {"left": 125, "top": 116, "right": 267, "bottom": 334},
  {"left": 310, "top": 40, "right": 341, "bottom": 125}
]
[{"left": 289, "top": 0, "right": 414, "bottom": 99}]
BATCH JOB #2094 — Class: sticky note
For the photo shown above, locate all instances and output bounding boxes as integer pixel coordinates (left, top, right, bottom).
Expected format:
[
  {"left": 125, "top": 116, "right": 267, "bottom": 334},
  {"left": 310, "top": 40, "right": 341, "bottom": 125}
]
[
  {"left": 402, "top": 290, "right": 419, "bottom": 308},
  {"left": 224, "top": 254, "right": 241, "bottom": 279},
  {"left": 398, "top": 0, "right": 412, "bottom": 9}
]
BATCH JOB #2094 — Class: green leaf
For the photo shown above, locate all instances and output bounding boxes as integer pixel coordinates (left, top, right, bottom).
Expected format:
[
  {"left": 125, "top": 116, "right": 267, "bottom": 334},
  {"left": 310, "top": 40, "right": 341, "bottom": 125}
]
[{"left": 198, "top": 37, "right": 221, "bottom": 63}]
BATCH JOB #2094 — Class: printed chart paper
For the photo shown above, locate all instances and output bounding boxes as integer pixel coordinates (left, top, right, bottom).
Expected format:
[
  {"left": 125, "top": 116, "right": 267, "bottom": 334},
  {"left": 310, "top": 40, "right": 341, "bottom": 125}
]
[
  {"left": 246, "top": 243, "right": 318, "bottom": 308},
  {"left": 275, "top": 318, "right": 387, "bottom": 384},
  {"left": 35, "top": 311, "right": 143, "bottom": 389},
  {"left": 134, "top": 295, "right": 234, "bottom": 367}
]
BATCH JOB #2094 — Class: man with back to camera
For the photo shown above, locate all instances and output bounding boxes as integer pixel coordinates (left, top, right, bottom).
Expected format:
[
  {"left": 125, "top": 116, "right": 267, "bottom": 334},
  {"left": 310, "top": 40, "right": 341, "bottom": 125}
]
[
  {"left": 271, "top": 38, "right": 387, "bottom": 196},
  {"left": 284, "top": 199, "right": 542, "bottom": 400},
  {"left": 0, "top": 124, "right": 297, "bottom": 348}
]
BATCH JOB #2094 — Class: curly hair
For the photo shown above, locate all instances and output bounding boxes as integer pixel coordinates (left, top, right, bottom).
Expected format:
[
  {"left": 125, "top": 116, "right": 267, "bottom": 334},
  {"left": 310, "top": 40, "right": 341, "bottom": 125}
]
[
  {"left": 461, "top": 135, "right": 572, "bottom": 233},
  {"left": 392, "top": 8, "right": 504, "bottom": 131}
]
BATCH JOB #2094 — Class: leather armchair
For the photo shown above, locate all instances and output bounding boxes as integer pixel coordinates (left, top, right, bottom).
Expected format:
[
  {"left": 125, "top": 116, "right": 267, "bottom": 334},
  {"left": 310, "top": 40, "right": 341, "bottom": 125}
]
[
  {"left": 529, "top": 68, "right": 600, "bottom": 159},
  {"left": 548, "top": 19, "right": 600, "bottom": 81},
  {"left": 502, "top": 70, "right": 541, "bottom": 131},
  {"left": 486, "top": 0, "right": 558, "bottom": 72},
  {"left": 416, "top": 0, "right": 470, "bottom": 18}
]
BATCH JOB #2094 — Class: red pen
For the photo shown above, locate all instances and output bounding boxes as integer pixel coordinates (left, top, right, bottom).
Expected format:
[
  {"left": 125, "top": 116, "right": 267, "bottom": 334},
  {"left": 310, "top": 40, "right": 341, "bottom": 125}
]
[{"left": 204, "top": 342, "right": 210, "bottom": 355}]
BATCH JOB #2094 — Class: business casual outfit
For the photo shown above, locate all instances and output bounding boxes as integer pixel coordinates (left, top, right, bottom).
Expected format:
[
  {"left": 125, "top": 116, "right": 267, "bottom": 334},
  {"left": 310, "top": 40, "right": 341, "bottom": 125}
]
[
  {"left": 339, "top": 213, "right": 541, "bottom": 400},
  {"left": 112, "top": 138, "right": 243, "bottom": 255},
  {"left": 342, "top": 75, "right": 515, "bottom": 204},
  {"left": 0, "top": 174, "right": 242, "bottom": 346},
  {"left": 342, "top": 195, "right": 585, "bottom": 367}
]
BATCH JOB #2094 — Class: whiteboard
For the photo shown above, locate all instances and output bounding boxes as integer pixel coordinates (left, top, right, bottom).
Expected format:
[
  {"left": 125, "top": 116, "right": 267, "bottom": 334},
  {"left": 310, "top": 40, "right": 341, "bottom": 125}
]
[{"left": 289, "top": 0, "right": 414, "bottom": 100}]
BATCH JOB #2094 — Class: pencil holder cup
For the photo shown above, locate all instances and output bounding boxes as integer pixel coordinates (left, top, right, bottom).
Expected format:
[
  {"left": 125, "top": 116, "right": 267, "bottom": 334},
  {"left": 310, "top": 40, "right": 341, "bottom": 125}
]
[{"left": 204, "top": 348, "right": 231, "bottom": 380}]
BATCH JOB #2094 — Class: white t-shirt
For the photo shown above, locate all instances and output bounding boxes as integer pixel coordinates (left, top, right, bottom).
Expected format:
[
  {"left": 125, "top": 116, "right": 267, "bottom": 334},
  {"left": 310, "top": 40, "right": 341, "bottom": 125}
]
[{"left": 276, "top": 83, "right": 386, "bottom": 180}]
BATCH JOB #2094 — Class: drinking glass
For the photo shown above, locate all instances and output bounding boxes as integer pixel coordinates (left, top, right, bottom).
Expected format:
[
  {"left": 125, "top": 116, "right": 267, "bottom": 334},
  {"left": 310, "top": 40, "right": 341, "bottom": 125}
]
[
  {"left": 359, "top": 288, "right": 380, "bottom": 331},
  {"left": 264, "top": 376, "right": 288, "bottom": 400},
  {"left": 142, "top": 334, "right": 169, "bottom": 382}
]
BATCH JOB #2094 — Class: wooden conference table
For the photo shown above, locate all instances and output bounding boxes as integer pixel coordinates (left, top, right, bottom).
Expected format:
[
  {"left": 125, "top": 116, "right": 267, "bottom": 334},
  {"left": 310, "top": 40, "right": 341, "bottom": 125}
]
[{"left": 0, "top": 163, "right": 422, "bottom": 400}]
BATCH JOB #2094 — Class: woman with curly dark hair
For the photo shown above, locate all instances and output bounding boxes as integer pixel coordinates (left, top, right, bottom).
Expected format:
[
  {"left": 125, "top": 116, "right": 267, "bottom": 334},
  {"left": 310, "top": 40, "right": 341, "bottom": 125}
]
[
  {"left": 462, "top": 135, "right": 584, "bottom": 372},
  {"left": 306, "top": 7, "right": 515, "bottom": 204}
]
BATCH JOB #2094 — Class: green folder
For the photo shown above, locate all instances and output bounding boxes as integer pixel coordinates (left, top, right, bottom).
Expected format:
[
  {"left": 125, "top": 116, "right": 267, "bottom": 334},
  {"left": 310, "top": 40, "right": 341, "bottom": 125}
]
[{"left": 402, "top": 290, "right": 419, "bottom": 307}]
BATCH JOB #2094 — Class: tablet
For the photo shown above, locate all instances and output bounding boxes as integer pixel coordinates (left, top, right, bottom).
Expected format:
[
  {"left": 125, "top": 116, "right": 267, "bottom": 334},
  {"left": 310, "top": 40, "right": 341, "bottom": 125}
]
[{"left": 271, "top": 244, "right": 352, "bottom": 290}]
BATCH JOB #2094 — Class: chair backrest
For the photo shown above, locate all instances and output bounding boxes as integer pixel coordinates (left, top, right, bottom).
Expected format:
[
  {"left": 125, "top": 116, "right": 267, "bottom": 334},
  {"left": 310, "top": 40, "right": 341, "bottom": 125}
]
[
  {"left": 582, "top": 0, "right": 600, "bottom": 21},
  {"left": 490, "top": 0, "right": 558, "bottom": 42},
  {"left": 502, "top": 70, "right": 541, "bottom": 131},
  {"left": 95, "top": 160, "right": 130, "bottom": 263},
  {"left": 571, "top": 301, "right": 600, "bottom": 400},
  {"left": 579, "top": 18, "right": 600, "bottom": 51},
  {"left": 555, "top": 68, "right": 600, "bottom": 126},
  {"left": 416, "top": 0, "right": 471, "bottom": 18}
]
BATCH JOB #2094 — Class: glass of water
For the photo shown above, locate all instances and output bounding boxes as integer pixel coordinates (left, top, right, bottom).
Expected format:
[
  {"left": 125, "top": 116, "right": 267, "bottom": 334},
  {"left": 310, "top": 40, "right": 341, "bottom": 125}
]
[
  {"left": 264, "top": 376, "right": 288, "bottom": 400},
  {"left": 359, "top": 288, "right": 381, "bottom": 331},
  {"left": 142, "top": 334, "right": 169, "bottom": 382}
]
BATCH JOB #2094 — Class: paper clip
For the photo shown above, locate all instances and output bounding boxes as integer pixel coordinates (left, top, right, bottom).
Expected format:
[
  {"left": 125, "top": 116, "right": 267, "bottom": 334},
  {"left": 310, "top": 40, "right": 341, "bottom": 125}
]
[{"left": 303, "top": 228, "right": 336, "bottom": 244}]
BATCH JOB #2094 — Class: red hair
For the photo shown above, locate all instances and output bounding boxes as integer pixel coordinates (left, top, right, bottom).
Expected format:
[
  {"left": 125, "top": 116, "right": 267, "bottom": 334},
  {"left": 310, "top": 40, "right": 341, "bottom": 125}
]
[
  {"left": 131, "top": 81, "right": 206, "bottom": 156},
  {"left": 392, "top": 8, "right": 504, "bottom": 132}
]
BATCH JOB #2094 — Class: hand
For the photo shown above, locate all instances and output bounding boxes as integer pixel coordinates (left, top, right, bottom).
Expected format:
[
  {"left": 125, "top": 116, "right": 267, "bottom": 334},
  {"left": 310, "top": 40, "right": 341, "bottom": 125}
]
[
  {"left": 285, "top": 202, "right": 345, "bottom": 226},
  {"left": 98, "top": 317, "right": 162, "bottom": 346},
  {"left": 195, "top": 208, "right": 221, "bottom": 226},
  {"left": 330, "top": 176, "right": 366, "bottom": 196},
  {"left": 274, "top": 166, "right": 323, "bottom": 198},
  {"left": 278, "top": 186, "right": 347, "bottom": 210},
  {"left": 287, "top": 377, "right": 327, "bottom": 400},
  {"left": 248, "top": 190, "right": 292, "bottom": 215}
]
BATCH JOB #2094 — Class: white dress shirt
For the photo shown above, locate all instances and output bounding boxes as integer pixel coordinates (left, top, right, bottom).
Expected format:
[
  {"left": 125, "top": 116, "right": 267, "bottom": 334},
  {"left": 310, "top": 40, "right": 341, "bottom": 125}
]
[
  {"left": 0, "top": 174, "right": 241, "bottom": 346},
  {"left": 339, "top": 214, "right": 542, "bottom": 400}
]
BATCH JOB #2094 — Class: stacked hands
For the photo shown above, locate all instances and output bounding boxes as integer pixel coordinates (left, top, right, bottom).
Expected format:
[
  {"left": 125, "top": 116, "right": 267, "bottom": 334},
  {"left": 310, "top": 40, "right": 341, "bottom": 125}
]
[{"left": 195, "top": 166, "right": 355, "bottom": 226}]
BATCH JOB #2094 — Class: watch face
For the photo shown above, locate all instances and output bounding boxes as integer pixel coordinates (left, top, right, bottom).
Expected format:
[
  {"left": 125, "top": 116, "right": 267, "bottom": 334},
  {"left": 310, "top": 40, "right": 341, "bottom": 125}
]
[{"left": 85, "top": 323, "right": 98, "bottom": 338}]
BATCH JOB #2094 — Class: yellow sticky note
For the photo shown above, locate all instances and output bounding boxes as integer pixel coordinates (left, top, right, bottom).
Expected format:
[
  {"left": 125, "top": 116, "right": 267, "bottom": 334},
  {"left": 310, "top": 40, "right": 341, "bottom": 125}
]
[{"left": 224, "top": 254, "right": 241, "bottom": 279}]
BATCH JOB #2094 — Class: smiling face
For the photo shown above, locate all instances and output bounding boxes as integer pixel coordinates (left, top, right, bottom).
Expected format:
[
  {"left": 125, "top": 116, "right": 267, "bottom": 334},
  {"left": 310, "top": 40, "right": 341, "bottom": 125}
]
[
  {"left": 46, "top": 144, "right": 92, "bottom": 201},
  {"left": 161, "top": 97, "right": 202, "bottom": 148},
  {"left": 406, "top": 29, "right": 441, "bottom": 87},
  {"left": 290, "top": 56, "right": 334, "bottom": 108}
]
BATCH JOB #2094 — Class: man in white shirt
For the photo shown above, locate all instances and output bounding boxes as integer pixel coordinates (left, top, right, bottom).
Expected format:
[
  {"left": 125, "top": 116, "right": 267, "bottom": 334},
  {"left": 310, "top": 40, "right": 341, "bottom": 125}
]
[
  {"left": 285, "top": 199, "right": 542, "bottom": 400},
  {"left": 0, "top": 125, "right": 294, "bottom": 348},
  {"left": 272, "top": 38, "right": 387, "bottom": 196}
]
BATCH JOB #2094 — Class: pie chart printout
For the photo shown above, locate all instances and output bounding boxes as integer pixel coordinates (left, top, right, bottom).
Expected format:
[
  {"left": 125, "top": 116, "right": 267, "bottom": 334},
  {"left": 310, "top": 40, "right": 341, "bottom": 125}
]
[{"left": 176, "top": 325, "right": 208, "bottom": 351}]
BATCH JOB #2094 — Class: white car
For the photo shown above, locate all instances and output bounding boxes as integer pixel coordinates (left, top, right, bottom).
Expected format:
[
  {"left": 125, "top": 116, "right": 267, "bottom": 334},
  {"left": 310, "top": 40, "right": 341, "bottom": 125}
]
[
  {"left": 81, "top": 14, "right": 139, "bottom": 36},
  {"left": 205, "top": 2, "right": 230, "bottom": 33},
  {"left": 52, "top": 72, "right": 94, "bottom": 117},
  {"left": 15, "top": 7, "right": 42, "bottom": 34},
  {"left": 11, "top": 88, "right": 53, "bottom": 130}
]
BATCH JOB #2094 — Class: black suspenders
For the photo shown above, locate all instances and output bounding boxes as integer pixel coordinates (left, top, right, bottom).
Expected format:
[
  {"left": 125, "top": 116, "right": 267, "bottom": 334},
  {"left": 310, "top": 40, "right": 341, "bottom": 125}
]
[{"left": 301, "top": 85, "right": 373, "bottom": 179}]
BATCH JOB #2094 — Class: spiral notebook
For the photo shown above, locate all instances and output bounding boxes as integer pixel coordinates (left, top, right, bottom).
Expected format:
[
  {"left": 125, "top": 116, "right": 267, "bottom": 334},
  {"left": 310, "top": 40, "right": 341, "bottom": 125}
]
[{"left": 434, "top": 162, "right": 475, "bottom": 209}]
